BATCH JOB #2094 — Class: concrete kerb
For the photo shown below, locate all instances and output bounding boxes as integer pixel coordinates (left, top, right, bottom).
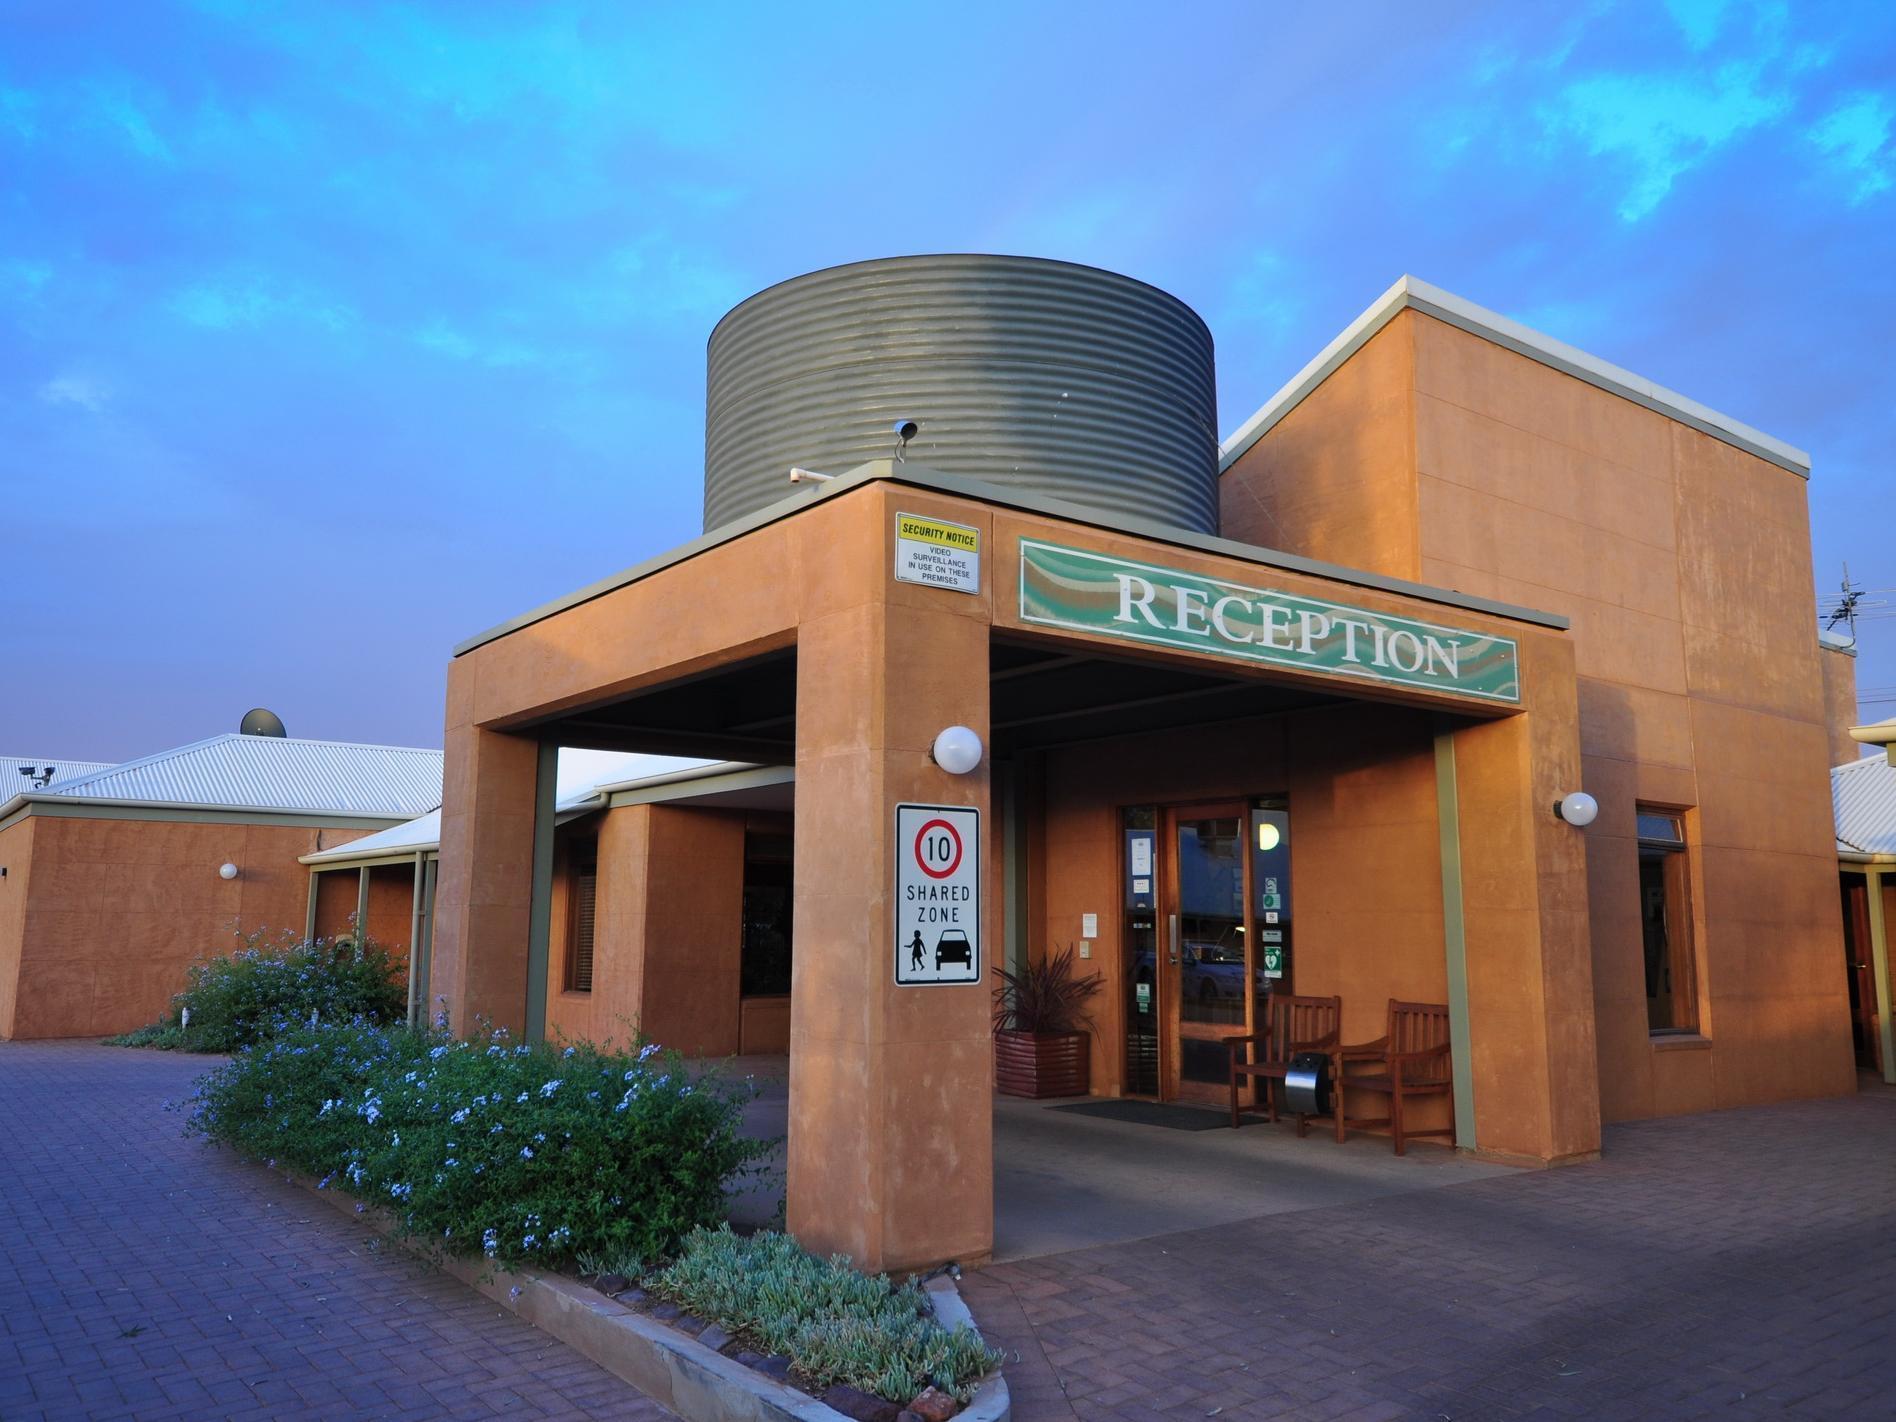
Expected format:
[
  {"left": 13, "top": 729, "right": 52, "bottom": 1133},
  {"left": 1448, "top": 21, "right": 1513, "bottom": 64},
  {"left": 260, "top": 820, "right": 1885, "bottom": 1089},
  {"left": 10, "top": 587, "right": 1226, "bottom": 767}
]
[{"left": 282, "top": 1163, "right": 1010, "bottom": 1422}]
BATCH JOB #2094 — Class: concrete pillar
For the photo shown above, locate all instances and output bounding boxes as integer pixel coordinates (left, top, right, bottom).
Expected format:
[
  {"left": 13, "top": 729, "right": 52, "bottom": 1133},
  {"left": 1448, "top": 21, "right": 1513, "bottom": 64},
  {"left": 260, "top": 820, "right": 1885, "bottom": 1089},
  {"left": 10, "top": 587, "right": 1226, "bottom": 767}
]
[
  {"left": 1449, "top": 634, "right": 1601, "bottom": 1164},
  {"left": 787, "top": 596, "right": 994, "bottom": 1273},
  {"left": 1868, "top": 868, "right": 1894, "bottom": 1086},
  {"left": 432, "top": 720, "right": 541, "bottom": 1037}
]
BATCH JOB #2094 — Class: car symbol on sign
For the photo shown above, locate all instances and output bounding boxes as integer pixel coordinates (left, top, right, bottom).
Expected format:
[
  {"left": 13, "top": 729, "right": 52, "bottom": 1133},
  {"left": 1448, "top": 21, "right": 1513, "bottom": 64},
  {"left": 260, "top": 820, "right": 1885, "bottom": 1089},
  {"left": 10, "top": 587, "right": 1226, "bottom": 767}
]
[{"left": 934, "top": 929, "right": 973, "bottom": 971}]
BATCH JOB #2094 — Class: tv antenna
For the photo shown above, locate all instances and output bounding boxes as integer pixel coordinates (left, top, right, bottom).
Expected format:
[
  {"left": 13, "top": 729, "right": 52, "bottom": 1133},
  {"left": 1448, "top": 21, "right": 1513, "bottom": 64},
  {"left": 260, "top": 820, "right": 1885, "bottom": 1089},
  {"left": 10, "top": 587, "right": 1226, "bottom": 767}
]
[{"left": 1824, "top": 563, "right": 1863, "bottom": 641}]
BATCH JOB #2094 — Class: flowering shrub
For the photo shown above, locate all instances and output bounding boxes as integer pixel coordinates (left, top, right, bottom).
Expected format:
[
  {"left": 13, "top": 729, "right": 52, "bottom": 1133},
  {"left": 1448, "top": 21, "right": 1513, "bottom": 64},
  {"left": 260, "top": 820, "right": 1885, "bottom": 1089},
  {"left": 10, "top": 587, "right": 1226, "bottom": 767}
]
[
  {"left": 648, "top": 1227, "right": 1003, "bottom": 1403},
  {"left": 111, "top": 926, "right": 406, "bottom": 1052},
  {"left": 187, "top": 1020, "right": 766, "bottom": 1266}
]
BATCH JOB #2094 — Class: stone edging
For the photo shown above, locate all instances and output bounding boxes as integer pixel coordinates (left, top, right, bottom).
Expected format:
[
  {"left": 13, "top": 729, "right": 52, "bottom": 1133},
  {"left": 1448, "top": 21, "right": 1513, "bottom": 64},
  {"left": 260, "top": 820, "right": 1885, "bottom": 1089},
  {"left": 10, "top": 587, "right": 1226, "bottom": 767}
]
[{"left": 286, "top": 1168, "right": 1009, "bottom": 1422}]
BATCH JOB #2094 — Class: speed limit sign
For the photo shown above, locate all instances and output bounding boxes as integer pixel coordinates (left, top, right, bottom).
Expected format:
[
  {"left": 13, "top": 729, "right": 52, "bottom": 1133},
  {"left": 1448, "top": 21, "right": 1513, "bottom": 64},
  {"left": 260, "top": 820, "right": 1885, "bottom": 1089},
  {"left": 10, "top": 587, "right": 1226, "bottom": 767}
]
[{"left": 895, "top": 803, "right": 980, "bottom": 985}]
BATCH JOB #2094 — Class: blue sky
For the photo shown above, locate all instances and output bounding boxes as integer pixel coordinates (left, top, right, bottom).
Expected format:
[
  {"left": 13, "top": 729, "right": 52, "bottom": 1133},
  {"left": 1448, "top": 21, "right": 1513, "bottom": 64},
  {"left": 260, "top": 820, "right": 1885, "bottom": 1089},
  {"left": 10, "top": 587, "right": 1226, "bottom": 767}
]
[{"left": 1, "top": 0, "right": 1892, "bottom": 759}]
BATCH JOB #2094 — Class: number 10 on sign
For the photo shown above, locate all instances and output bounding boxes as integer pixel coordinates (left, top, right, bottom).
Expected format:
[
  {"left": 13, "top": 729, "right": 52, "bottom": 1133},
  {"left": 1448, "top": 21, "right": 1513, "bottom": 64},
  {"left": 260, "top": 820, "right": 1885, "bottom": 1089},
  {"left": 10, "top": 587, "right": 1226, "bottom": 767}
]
[{"left": 895, "top": 803, "right": 981, "bottom": 986}]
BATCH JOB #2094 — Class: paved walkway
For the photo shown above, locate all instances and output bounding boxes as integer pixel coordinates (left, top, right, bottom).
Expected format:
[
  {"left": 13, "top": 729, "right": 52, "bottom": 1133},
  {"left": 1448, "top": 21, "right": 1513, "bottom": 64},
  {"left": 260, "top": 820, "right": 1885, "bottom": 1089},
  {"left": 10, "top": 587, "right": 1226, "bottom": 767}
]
[
  {"left": 963, "top": 1092, "right": 1896, "bottom": 1421},
  {"left": 0, "top": 1041, "right": 673, "bottom": 1422}
]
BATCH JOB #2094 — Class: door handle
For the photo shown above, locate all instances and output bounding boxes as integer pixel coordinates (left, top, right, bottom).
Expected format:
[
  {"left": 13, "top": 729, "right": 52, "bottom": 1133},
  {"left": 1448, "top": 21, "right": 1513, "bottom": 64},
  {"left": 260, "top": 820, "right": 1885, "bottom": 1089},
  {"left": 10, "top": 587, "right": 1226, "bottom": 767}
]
[{"left": 1168, "top": 914, "right": 1180, "bottom": 965}]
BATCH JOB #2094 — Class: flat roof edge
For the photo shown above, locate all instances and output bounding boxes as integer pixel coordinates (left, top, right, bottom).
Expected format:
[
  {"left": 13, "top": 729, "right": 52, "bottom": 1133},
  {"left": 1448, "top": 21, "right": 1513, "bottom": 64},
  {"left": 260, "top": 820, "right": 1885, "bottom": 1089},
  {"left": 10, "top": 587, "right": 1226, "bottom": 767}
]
[
  {"left": 1218, "top": 275, "right": 1811, "bottom": 478},
  {"left": 453, "top": 462, "right": 1569, "bottom": 658},
  {"left": 0, "top": 792, "right": 414, "bottom": 822},
  {"left": 301, "top": 845, "right": 441, "bottom": 868}
]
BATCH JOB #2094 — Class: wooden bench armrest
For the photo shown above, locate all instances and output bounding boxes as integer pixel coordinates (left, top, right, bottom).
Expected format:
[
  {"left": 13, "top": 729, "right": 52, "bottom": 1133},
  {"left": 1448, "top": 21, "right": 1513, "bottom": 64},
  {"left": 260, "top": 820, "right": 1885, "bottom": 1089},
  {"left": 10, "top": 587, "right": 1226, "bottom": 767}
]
[
  {"left": 1222, "top": 1031, "right": 1271, "bottom": 1047},
  {"left": 1334, "top": 1036, "right": 1389, "bottom": 1060},
  {"left": 1289, "top": 1029, "right": 1340, "bottom": 1051},
  {"left": 1387, "top": 1041, "right": 1452, "bottom": 1066}
]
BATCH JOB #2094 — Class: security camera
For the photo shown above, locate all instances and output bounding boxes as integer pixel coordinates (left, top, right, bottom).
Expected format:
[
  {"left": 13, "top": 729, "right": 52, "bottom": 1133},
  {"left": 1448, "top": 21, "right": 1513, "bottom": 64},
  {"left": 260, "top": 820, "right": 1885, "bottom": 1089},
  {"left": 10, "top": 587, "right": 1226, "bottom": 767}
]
[{"left": 892, "top": 419, "right": 919, "bottom": 442}]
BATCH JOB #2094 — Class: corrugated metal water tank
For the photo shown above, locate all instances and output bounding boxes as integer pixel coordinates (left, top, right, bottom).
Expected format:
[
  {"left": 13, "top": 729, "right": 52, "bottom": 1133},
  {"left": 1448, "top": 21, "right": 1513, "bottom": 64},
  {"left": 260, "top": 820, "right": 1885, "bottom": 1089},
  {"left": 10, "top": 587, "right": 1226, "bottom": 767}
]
[{"left": 703, "top": 255, "right": 1219, "bottom": 534}]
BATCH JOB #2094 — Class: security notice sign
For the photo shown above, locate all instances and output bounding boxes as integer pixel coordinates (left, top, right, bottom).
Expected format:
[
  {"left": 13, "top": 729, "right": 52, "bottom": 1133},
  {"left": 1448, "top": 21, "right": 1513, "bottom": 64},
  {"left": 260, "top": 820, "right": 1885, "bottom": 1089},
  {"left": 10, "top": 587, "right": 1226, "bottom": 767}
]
[
  {"left": 895, "top": 803, "right": 981, "bottom": 986},
  {"left": 894, "top": 512, "right": 980, "bottom": 594}
]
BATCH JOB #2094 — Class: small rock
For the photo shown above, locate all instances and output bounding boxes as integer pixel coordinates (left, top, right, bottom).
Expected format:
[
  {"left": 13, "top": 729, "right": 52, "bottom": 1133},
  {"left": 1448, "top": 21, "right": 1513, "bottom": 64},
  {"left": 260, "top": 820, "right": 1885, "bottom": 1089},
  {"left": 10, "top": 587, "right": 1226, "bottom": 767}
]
[
  {"left": 899, "top": 1412, "right": 926, "bottom": 1422},
  {"left": 674, "top": 1313, "right": 709, "bottom": 1336},
  {"left": 649, "top": 1301, "right": 682, "bottom": 1323},
  {"left": 619, "top": 1287, "right": 649, "bottom": 1307},
  {"left": 697, "top": 1324, "right": 733, "bottom": 1351},
  {"left": 750, "top": 1355, "right": 792, "bottom": 1380},
  {"left": 593, "top": 1273, "right": 629, "bottom": 1296},
  {"left": 821, "top": 1384, "right": 903, "bottom": 1422},
  {"left": 907, "top": 1385, "right": 959, "bottom": 1422}
]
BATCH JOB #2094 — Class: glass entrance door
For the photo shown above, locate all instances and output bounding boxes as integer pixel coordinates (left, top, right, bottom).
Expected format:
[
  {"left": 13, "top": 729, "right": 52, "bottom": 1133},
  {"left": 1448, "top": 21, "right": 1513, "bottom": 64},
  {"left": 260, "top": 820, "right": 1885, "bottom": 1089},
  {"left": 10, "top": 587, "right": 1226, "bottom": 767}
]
[{"left": 1162, "top": 805, "right": 1250, "bottom": 1104}]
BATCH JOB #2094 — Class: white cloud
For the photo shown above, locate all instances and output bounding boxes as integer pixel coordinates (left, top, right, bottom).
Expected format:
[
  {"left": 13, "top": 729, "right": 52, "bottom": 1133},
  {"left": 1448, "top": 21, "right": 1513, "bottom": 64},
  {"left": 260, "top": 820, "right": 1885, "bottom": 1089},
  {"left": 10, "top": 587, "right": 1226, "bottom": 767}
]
[
  {"left": 37, "top": 374, "right": 110, "bottom": 412},
  {"left": 1809, "top": 92, "right": 1894, "bottom": 204}
]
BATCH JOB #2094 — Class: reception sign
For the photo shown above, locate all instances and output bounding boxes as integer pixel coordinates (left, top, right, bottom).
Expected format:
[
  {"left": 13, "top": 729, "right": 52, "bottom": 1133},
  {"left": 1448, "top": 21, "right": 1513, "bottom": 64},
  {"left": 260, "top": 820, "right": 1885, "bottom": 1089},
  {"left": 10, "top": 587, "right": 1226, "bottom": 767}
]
[{"left": 1018, "top": 539, "right": 1520, "bottom": 705}]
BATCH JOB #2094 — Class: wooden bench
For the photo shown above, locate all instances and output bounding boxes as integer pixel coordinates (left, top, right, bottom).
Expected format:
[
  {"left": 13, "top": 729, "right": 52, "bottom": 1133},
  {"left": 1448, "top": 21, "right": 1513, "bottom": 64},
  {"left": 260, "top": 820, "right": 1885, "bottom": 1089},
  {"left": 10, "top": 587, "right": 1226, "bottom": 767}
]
[
  {"left": 1332, "top": 999, "right": 1454, "bottom": 1154},
  {"left": 1224, "top": 993, "right": 1341, "bottom": 1133}
]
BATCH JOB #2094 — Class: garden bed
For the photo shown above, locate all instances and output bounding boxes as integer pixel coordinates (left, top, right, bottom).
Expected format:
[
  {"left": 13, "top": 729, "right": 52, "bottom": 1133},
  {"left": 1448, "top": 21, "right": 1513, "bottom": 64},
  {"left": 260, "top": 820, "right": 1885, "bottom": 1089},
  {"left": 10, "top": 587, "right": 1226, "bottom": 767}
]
[
  {"left": 285, "top": 1164, "right": 1010, "bottom": 1422},
  {"left": 187, "top": 1019, "right": 1004, "bottom": 1420}
]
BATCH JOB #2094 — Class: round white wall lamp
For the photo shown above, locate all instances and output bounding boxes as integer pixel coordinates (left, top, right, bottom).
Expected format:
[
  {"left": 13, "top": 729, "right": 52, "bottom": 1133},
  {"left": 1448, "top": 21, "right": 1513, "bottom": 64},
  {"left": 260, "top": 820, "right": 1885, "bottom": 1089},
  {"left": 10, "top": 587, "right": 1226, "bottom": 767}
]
[
  {"left": 218, "top": 862, "right": 240, "bottom": 880},
  {"left": 931, "top": 725, "right": 984, "bottom": 776},
  {"left": 1553, "top": 792, "right": 1598, "bottom": 827}
]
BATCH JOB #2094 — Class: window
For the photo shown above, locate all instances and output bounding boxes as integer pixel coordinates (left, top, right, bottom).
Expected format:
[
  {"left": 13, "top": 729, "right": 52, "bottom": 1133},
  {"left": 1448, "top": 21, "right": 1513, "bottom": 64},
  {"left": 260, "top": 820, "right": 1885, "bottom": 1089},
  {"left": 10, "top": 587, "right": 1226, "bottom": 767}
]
[
  {"left": 740, "top": 832, "right": 793, "bottom": 998},
  {"left": 566, "top": 842, "right": 597, "bottom": 993},
  {"left": 1637, "top": 809, "right": 1697, "bottom": 1033}
]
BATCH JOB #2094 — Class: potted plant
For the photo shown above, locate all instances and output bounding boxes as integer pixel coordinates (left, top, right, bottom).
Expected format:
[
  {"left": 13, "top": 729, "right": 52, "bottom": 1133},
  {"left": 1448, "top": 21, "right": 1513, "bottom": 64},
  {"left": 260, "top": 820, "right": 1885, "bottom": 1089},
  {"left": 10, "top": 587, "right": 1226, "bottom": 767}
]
[{"left": 992, "top": 945, "right": 1103, "bottom": 1098}]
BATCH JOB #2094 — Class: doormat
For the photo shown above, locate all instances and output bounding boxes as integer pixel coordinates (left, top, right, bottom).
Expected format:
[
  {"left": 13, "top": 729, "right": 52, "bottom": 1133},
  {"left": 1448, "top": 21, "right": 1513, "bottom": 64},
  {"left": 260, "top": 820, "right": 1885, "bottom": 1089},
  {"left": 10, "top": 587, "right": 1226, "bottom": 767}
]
[{"left": 1050, "top": 1100, "right": 1230, "bottom": 1131}]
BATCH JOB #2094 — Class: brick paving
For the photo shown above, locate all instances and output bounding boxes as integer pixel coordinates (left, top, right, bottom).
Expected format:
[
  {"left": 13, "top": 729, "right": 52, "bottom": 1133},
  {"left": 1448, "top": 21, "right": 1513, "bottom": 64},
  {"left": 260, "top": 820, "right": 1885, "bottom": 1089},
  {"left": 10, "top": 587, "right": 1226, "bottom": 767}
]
[
  {"left": 964, "top": 1092, "right": 1896, "bottom": 1421},
  {"left": 0, "top": 1041, "right": 673, "bottom": 1422}
]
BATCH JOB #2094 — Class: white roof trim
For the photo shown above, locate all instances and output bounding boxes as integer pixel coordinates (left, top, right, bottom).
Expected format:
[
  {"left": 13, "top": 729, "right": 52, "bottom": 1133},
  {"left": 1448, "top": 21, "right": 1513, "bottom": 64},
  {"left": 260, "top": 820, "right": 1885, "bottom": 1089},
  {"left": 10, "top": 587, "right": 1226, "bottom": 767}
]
[
  {"left": 1218, "top": 276, "right": 1811, "bottom": 478},
  {"left": 590, "top": 760, "right": 758, "bottom": 795}
]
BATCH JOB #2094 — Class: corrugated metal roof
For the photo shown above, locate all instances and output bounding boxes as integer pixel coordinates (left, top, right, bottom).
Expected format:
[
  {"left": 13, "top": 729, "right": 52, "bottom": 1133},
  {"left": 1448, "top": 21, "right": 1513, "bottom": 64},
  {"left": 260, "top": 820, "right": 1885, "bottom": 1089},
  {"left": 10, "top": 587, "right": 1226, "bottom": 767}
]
[
  {"left": 1, "top": 756, "right": 117, "bottom": 792},
  {"left": 299, "top": 751, "right": 719, "bottom": 864},
  {"left": 304, "top": 809, "right": 445, "bottom": 863},
  {"left": 1834, "top": 754, "right": 1896, "bottom": 859},
  {"left": 39, "top": 735, "right": 441, "bottom": 817}
]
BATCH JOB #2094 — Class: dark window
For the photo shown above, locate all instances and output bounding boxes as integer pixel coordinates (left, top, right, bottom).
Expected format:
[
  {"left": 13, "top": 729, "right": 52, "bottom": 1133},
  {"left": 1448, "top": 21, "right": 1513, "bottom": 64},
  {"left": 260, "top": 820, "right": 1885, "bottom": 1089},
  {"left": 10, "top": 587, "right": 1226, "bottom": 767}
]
[
  {"left": 741, "top": 832, "right": 793, "bottom": 998},
  {"left": 566, "top": 842, "right": 597, "bottom": 994},
  {"left": 1637, "top": 809, "right": 1696, "bottom": 1033}
]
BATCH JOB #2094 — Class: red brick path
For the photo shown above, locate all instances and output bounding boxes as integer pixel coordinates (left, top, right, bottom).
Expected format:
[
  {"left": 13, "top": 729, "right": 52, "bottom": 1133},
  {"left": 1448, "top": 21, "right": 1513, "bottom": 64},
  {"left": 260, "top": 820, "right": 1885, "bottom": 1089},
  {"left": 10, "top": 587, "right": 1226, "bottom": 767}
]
[
  {"left": 964, "top": 1094, "right": 1896, "bottom": 1421},
  {"left": 0, "top": 1041, "right": 673, "bottom": 1421}
]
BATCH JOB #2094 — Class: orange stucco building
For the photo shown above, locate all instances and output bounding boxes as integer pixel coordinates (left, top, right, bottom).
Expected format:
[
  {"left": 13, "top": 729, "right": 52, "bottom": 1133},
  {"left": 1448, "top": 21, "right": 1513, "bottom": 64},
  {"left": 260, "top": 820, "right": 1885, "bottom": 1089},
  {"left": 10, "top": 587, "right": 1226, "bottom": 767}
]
[
  {"left": 421, "top": 260, "right": 1858, "bottom": 1273},
  {"left": 0, "top": 733, "right": 442, "bottom": 1039}
]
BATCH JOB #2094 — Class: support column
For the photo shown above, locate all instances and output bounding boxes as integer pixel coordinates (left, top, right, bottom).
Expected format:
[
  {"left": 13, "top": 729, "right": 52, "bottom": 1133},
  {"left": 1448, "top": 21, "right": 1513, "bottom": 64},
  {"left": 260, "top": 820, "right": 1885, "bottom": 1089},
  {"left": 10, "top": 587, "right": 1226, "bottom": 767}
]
[
  {"left": 432, "top": 719, "right": 542, "bottom": 1037},
  {"left": 1433, "top": 726, "right": 1477, "bottom": 1150},
  {"left": 787, "top": 596, "right": 993, "bottom": 1274},
  {"left": 1448, "top": 634, "right": 1600, "bottom": 1164},
  {"left": 525, "top": 740, "right": 558, "bottom": 1045},
  {"left": 1868, "top": 868, "right": 1895, "bottom": 1086},
  {"left": 407, "top": 858, "right": 424, "bottom": 1026}
]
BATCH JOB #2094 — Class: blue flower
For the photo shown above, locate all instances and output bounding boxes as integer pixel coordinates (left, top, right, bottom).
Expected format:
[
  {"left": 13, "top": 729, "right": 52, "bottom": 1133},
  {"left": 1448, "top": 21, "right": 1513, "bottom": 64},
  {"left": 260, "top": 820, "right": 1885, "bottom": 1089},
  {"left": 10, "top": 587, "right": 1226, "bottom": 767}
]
[
  {"left": 519, "top": 1145, "right": 534, "bottom": 1160},
  {"left": 538, "top": 1079, "right": 562, "bottom": 1098}
]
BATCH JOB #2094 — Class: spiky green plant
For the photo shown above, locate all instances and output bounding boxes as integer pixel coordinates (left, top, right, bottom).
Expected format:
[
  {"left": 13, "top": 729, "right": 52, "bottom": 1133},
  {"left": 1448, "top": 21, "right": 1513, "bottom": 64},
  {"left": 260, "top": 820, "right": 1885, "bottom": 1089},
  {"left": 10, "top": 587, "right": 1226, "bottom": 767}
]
[{"left": 991, "top": 943, "right": 1102, "bottom": 1035}]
